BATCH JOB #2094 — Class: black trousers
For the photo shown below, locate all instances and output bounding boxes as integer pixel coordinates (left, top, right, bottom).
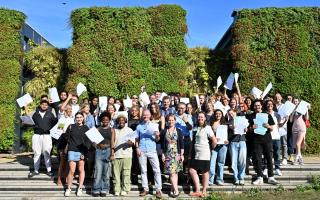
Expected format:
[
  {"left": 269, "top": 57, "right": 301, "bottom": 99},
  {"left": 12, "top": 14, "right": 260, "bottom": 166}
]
[{"left": 253, "top": 141, "right": 274, "bottom": 177}]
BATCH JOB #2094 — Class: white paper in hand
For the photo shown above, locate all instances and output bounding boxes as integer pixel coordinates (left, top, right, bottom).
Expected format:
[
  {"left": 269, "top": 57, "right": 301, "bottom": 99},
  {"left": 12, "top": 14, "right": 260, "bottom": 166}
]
[
  {"left": 147, "top": 122, "right": 159, "bottom": 135},
  {"left": 159, "top": 92, "right": 167, "bottom": 101},
  {"left": 16, "top": 93, "right": 33, "bottom": 108},
  {"left": 234, "top": 116, "right": 249, "bottom": 135},
  {"left": 217, "top": 76, "right": 222, "bottom": 88},
  {"left": 216, "top": 125, "right": 228, "bottom": 144},
  {"left": 114, "top": 104, "right": 120, "bottom": 112},
  {"left": 49, "top": 87, "right": 60, "bottom": 103},
  {"left": 234, "top": 73, "right": 239, "bottom": 83},
  {"left": 123, "top": 99, "right": 132, "bottom": 108},
  {"left": 250, "top": 87, "right": 262, "bottom": 99},
  {"left": 296, "top": 100, "right": 310, "bottom": 115},
  {"left": 20, "top": 115, "right": 35, "bottom": 125},
  {"left": 76, "top": 83, "right": 87, "bottom": 97},
  {"left": 278, "top": 101, "right": 296, "bottom": 118},
  {"left": 139, "top": 92, "right": 150, "bottom": 107},
  {"left": 195, "top": 95, "right": 201, "bottom": 108},
  {"left": 124, "top": 131, "right": 139, "bottom": 142},
  {"left": 224, "top": 72, "right": 235, "bottom": 90},
  {"left": 85, "top": 127, "right": 104, "bottom": 144},
  {"left": 50, "top": 123, "right": 63, "bottom": 140},
  {"left": 261, "top": 82, "right": 273, "bottom": 99},
  {"left": 99, "top": 96, "right": 108, "bottom": 111},
  {"left": 214, "top": 101, "right": 224, "bottom": 110},
  {"left": 180, "top": 97, "right": 190, "bottom": 104}
]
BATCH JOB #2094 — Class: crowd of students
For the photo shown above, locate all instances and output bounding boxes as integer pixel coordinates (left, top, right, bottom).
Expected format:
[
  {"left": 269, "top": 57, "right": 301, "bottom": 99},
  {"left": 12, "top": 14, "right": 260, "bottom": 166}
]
[{"left": 25, "top": 87, "right": 309, "bottom": 198}]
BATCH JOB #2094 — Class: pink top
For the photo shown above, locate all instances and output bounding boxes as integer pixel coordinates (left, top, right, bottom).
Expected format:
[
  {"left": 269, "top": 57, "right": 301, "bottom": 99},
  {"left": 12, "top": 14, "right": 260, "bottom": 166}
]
[{"left": 292, "top": 113, "right": 306, "bottom": 134}]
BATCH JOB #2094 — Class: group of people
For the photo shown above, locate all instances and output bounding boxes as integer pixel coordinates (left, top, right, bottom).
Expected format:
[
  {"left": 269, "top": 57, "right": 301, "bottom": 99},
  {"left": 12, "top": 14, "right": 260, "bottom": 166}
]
[{"left": 25, "top": 86, "right": 309, "bottom": 198}]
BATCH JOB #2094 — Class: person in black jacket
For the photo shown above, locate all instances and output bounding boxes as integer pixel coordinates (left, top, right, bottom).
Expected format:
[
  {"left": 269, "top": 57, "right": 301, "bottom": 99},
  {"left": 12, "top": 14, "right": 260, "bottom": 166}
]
[
  {"left": 29, "top": 100, "right": 57, "bottom": 178},
  {"left": 64, "top": 112, "right": 91, "bottom": 197},
  {"left": 160, "top": 114, "right": 184, "bottom": 198}
]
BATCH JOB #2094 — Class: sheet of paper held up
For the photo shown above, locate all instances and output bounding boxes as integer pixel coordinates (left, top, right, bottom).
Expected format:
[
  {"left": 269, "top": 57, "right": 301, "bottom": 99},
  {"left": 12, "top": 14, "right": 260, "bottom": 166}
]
[
  {"left": 85, "top": 127, "right": 104, "bottom": 144},
  {"left": 76, "top": 83, "right": 87, "bottom": 97},
  {"left": 139, "top": 92, "right": 150, "bottom": 107},
  {"left": 20, "top": 115, "right": 35, "bottom": 125},
  {"left": 254, "top": 113, "right": 269, "bottom": 135},
  {"left": 295, "top": 100, "right": 310, "bottom": 115},
  {"left": 16, "top": 93, "right": 33, "bottom": 108},
  {"left": 99, "top": 96, "right": 108, "bottom": 111},
  {"left": 195, "top": 95, "right": 201, "bottom": 108},
  {"left": 180, "top": 97, "right": 190, "bottom": 104},
  {"left": 234, "top": 73, "right": 239, "bottom": 83},
  {"left": 261, "top": 82, "right": 273, "bottom": 99},
  {"left": 217, "top": 76, "right": 222, "bottom": 88},
  {"left": 216, "top": 125, "right": 228, "bottom": 144},
  {"left": 250, "top": 87, "right": 263, "bottom": 99},
  {"left": 224, "top": 72, "right": 235, "bottom": 90},
  {"left": 278, "top": 101, "right": 296, "bottom": 118},
  {"left": 234, "top": 116, "right": 249, "bottom": 135},
  {"left": 50, "top": 123, "right": 64, "bottom": 140},
  {"left": 49, "top": 87, "right": 60, "bottom": 103}
]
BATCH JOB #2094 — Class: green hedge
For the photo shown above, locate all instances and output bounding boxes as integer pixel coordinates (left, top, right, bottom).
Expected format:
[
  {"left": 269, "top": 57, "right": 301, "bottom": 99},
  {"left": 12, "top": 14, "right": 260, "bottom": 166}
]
[
  {"left": 66, "top": 5, "right": 188, "bottom": 98},
  {"left": 0, "top": 8, "right": 25, "bottom": 151},
  {"left": 228, "top": 7, "right": 320, "bottom": 154}
]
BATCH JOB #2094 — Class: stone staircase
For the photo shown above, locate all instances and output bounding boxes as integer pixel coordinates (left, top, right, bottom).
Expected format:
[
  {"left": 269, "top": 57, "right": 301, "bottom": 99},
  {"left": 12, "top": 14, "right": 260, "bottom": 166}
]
[{"left": 0, "top": 155, "right": 319, "bottom": 199}]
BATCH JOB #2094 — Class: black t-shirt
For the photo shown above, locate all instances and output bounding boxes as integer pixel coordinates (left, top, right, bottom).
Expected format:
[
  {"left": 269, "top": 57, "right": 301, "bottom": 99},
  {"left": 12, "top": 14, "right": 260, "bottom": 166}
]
[
  {"left": 64, "top": 124, "right": 91, "bottom": 153},
  {"left": 98, "top": 127, "right": 112, "bottom": 146},
  {"left": 247, "top": 112, "right": 275, "bottom": 143},
  {"left": 128, "top": 118, "right": 140, "bottom": 131}
]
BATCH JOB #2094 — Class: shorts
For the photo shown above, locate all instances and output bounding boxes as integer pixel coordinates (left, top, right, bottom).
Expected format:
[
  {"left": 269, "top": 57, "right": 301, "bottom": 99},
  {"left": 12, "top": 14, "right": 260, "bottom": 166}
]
[{"left": 68, "top": 151, "right": 82, "bottom": 162}]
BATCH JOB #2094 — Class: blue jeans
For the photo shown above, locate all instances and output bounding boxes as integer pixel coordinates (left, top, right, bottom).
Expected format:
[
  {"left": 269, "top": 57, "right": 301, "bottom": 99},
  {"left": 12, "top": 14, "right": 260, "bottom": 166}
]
[
  {"left": 272, "top": 140, "right": 281, "bottom": 170},
  {"left": 230, "top": 141, "right": 247, "bottom": 181},
  {"left": 209, "top": 145, "right": 227, "bottom": 184},
  {"left": 93, "top": 148, "right": 112, "bottom": 194}
]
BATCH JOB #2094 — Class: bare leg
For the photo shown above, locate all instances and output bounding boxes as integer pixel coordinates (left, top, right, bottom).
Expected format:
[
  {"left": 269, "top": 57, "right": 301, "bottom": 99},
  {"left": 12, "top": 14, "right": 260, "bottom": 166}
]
[
  {"left": 170, "top": 173, "right": 178, "bottom": 194},
  {"left": 78, "top": 160, "right": 85, "bottom": 188},
  {"left": 67, "top": 161, "right": 76, "bottom": 189},
  {"left": 189, "top": 168, "right": 200, "bottom": 192},
  {"left": 202, "top": 172, "right": 209, "bottom": 195}
]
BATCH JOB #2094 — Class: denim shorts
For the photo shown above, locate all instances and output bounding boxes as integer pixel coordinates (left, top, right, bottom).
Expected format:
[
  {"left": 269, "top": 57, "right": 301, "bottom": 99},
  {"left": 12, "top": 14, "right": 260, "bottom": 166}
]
[{"left": 68, "top": 151, "right": 82, "bottom": 162}]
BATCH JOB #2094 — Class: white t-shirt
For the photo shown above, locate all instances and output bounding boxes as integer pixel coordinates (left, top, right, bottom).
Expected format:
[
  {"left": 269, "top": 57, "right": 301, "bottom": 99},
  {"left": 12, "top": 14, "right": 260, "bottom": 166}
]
[
  {"left": 270, "top": 111, "right": 281, "bottom": 140},
  {"left": 71, "top": 104, "right": 80, "bottom": 117},
  {"left": 194, "top": 125, "right": 214, "bottom": 160}
]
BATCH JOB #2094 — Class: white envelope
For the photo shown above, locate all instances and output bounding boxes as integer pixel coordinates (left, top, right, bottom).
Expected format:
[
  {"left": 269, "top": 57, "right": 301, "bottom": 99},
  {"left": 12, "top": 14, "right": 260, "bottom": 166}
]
[
  {"left": 250, "top": 87, "right": 262, "bottom": 99},
  {"left": 217, "top": 76, "right": 222, "bottom": 88},
  {"left": 49, "top": 87, "right": 60, "bottom": 103},
  {"left": 76, "top": 83, "right": 87, "bottom": 97},
  {"left": 296, "top": 100, "right": 310, "bottom": 115},
  {"left": 261, "top": 82, "right": 273, "bottom": 99},
  {"left": 20, "top": 115, "right": 35, "bottom": 125},
  {"left": 85, "top": 127, "right": 104, "bottom": 144},
  {"left": 224, "top": 72, "right": 235, "bottom": 90},
  {"left": 180, "top": 97, "right": 190, "bottom": 104},
  {"left": 99, "top": 96, "right": 108, "bottom": 111},
  {"left": 16, "top": 93, "right": 33, "bottom": 108},
  {"left": 216, "top": 125, "right": 228, "bottom": 144}
]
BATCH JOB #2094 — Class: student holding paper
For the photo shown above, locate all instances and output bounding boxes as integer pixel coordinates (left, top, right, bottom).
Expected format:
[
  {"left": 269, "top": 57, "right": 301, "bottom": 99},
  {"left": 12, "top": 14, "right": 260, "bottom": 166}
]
[
  {"left": 112, "top": 115, "right": 134, "bottom": 196},
  {"left": 247, "top": 100, "right": 278, "bottom": 185},
  {"left": 160, "top": 114, "right": 184, "bottom": 198},
  {"left": 92, "top": 113, "right": 113, "bottom": 197},
  {"left": 28, "top": 100, "right": 57, "bottom": 178},
  {"left": 64, "top": 112, "right": 91, "bottom": 197},
  {"left": 290, "top": 97, "right": 309, "bottom": 165},
  {"left": 227, "top": 109, "right": 248, "bottom": 185},
  {"left": 209, "top": 109, "right": 229, "bottom": 186},
  {"left": 189, "top": 112, "right": 216, "bottom": 197}
]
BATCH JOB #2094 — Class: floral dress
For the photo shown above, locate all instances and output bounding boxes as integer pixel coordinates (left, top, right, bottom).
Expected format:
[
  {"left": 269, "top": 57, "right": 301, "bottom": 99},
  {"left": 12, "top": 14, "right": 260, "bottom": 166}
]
[{"left": 163, "top": 129, "right": 183, "bottom": 175}]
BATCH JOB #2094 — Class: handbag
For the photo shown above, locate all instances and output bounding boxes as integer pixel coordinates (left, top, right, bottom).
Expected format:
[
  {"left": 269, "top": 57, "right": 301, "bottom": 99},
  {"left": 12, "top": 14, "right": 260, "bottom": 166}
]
[{"left": 305, "top": 119, "right": 311, "bottom": 128}]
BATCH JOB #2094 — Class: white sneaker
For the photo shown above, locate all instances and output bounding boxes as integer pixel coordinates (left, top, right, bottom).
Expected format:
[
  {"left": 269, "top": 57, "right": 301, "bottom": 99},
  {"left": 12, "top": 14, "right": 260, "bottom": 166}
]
[
  {"left": 268, "top": 177, "right": 279, "bottom": 185},
  {"left": 299, "top": 157, "right": 304, "bottom": 165},
  {"left": 281, "top": 159, "right": 287, "bottom": 166},
  {"left": 275, "top": 169, "right": 282, "bottom": 176},
  {"left": 76, "top": 187, "right": 82, "bottom": 196},
  {"left": 120, "top": 191, "right": 127, "bottom": 196},
  {"left": 64, "top": 188, "right": 71, "bottom": 197},
  {"left": 252, "top": 177, "right": 263, "bottom": 185},
  {"left": 114, "top": 192, "right": 120, "bottom": 196},
  {"left": 263, "top": 169, "right": 268, "bottom": 178},
  {"left": 239, "top": 180, "right": 245, "bottom": 185}
]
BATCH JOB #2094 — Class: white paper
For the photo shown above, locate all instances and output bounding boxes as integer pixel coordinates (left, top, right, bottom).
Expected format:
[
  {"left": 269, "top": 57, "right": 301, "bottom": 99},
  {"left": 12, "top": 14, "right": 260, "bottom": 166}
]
[
  {"left": 214, "top": 101, "right": 224, "bottom": 111},
  {"left": 20, "top": 115, "right": 35, "bottom": 125},
  {"left": 123, "top": 99, "right": 132, "bottom": 108},
  {"left": 224, "top": 72, "right": 235, "bottom": 90},
  {"left": 195, "top": 95, "right": 201, "bottom": 108},
  {"left": 16, "top": 93, "right": 33, "bottom": 108},
  {"left": 99, "top": 96, "right": 108, "bottom": 111},
  {"left": 114, "top": 104, "right": 120, "bottom": 112},
  {"left": 279, "top": 127, "right": 287, "bottom": 137},
  {"left": 85, "top": 127, "right": 104, "bottom": 144},
  {"left": 234, "top": 73, "right": 239, "bottom": 83},
  {"left": 139, "top": 92, "right": 150, "bottom": 106},
  {"left": 216, "top": 125, "right": 228, "bottom": 144},
  {"left": 49, "top": 87, "right": 60, "bottom": 103},
  {"left": 124, "top": 131, "right": 139, "bottom": 142},
  {"left": 278, "top": 101, "right": 296, "bottom": 118},
  {"left": 261, "top": 82, "right": 273, "bottom": 99},
  {"left": 296, "top": 100, "right": 310, "bottom": 115},
  {"left": 76, "top": 83, "right": 87, "bottom": 97},
  {"left": 254, "top": 113, "right": 269, "bottom": 135},
  {"left": 234, "top": 116, "right": 249, "bottom": 135},
  {"left": 147, "top": 122, "right": 159, "bottom": 135},
  {"left": 159, "top": 92, "right": 168, "bottom": 101},
  {"left": 250, "top": 87, "right": 263, "bottom": 99},
  {"left": 180, "top": 97, "right": 190, "bottom": 104},
  {"left": 50, "top": 123, "right": 64, "bottom": 140},
  {"left": 217, "top": 76, "right": 222, "bottom": 88}
]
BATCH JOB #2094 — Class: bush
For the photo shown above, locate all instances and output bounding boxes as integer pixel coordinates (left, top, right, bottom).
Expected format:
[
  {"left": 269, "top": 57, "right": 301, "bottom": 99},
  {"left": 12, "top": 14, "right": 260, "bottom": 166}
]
[
  {"left": 66, "top": 5, "right": 188, "bottom": 98},
  {"left": 0, "top": 8, "right": 25, "bottom": 152}
]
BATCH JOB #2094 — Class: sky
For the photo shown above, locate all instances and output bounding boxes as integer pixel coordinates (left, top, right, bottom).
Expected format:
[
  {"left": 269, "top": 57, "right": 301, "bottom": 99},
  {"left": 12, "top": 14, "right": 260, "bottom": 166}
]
[{"left": 0, "top": 0, "right": 319, "bottom": 49}]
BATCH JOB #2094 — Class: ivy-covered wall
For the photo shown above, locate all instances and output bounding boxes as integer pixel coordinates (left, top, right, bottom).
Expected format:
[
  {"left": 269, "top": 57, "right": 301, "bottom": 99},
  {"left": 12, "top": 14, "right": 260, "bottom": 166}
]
[
  {"left": 0, "top": 8, "right": 25, "bottom": 151},
  {"left": 229, "top": 7, "right": 320, "bottom": 154},
  {"left": 66, "top": 5, "right": 188, "bottom": 98}
]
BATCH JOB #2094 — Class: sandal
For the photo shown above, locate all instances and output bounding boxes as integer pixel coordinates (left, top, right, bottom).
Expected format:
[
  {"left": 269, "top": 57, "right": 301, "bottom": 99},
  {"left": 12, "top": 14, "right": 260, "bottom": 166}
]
[{"left": 189, "top": 192, "right": 202, "bottom": 197}]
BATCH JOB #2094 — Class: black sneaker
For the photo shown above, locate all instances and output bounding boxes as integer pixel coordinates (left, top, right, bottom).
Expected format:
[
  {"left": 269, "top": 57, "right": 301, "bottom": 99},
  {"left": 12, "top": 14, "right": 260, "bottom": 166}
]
[
  {"left": 28, "top": 171, "right": 40, "bottom": 178},
  {"left": 92, "top": 193, "right": 100, "bottom": 197},
  {"left": 47, "top": 171, "right": 53, "bottom": 177},
  {"left": 100, "top": 193, "right": 107, "bottom": 197}
]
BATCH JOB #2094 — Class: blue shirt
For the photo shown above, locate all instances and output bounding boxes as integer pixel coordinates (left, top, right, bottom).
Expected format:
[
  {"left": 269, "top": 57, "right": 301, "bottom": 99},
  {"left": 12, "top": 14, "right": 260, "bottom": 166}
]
[
  {"left": 175, "top": 113, "right": 193, "bottom": 137},
  {"left": 161, "top": 107, "right": 175, "bottom": 117},
  {"left": 85, "top": 114, "right": 95, "bottom": 129},
  {"left": 137, "top": 121, "right": 158, "bottom": 152}
]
